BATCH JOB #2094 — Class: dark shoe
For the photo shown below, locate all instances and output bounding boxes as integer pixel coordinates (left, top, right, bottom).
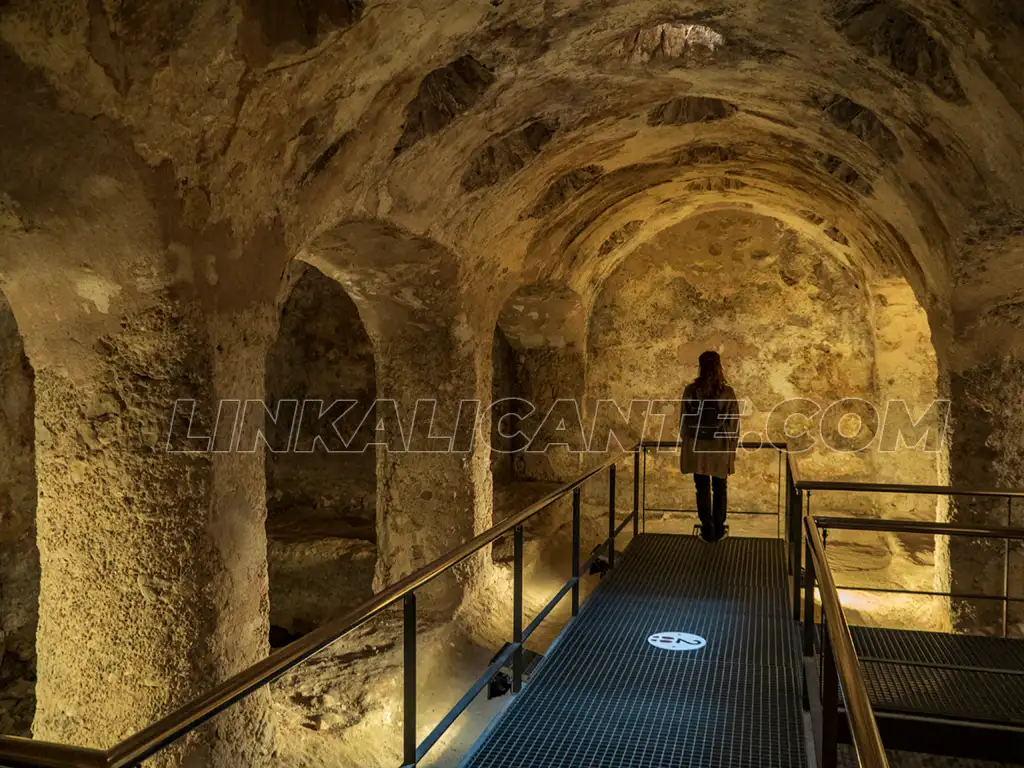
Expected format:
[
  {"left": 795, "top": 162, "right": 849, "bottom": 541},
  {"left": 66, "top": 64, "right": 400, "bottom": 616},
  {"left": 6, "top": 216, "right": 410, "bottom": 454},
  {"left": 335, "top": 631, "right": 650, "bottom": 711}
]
[{"left": 714, "top": 528, "right": 728, "bottom": 542}]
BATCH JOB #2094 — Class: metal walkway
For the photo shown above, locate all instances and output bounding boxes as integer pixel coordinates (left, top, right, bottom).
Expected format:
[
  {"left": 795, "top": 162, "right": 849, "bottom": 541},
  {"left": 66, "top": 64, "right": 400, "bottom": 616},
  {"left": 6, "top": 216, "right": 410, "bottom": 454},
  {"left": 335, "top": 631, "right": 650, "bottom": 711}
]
[
  {"left": 852, "top": 625, "right": 1024, "bottom": 726},
  {"left": 461, "top": 534, "right": 807, "bottom": 768}
]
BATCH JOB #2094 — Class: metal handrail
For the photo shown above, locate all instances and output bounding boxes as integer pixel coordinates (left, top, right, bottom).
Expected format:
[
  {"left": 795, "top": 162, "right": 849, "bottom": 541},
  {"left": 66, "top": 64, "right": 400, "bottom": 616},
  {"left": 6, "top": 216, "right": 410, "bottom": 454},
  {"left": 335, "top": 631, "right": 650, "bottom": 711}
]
[
  {"left": 639, "top": 439, "right": 789, "bottom": 450},
  {"left": 804, "top": 517, "right": 889, "bottom": 768},
  {"left": 0, "top": 738, "right": 105, "bottom": 768},
  {"left": 787, "top": 450, "right": 802, "bottom": 487},
  {"left": 814, "top": 516, "right": 1024, "bottom": 540},
  {"left": 813, "top": 514, "right": 1024, "bottom": 637},
  {"left": 796, "top": 479, "right": 1024, "bottom": 498},
  {"left": 0, "top": 448, "right": 635, "bottom": 768}
]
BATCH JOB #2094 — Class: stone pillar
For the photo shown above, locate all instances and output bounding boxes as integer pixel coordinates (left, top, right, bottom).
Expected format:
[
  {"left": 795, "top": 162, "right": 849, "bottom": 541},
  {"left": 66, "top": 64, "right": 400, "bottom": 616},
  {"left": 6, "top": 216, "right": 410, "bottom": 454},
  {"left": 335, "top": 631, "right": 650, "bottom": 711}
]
[
  {"left": 28, "top": 301, "right": 275, "bottom": 764},
  {"left": 370, "top": 321, "right": 493, "bottom": 606},
  {"left": 302, "top": 224, "right": 497, "bottom": 607},
  {"left": 944, "top": 353, "right": 1024, "bottom": 635},
  {"left": 495, "top": 284, "right": 588, "bottom": 483},
  {"left": 511, "top": 346, "right": 587, "bottom": 482},
  {"left": 867, "top": 279, "right": 946, "bottom": 606},
  {"left": 943, "top": 231, "right": 1024, "bottom": 635}
]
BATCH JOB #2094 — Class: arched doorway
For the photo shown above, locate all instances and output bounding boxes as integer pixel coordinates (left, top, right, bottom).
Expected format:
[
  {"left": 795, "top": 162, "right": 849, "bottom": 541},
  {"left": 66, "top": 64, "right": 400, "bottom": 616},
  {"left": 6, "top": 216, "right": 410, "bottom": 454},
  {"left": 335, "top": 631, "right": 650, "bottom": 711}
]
[
  {"left": 0, "top": 293, "right": 36, "bottom": 736},
  {"left": 265, "top": 262, "right": 377, "bottom": 644}
]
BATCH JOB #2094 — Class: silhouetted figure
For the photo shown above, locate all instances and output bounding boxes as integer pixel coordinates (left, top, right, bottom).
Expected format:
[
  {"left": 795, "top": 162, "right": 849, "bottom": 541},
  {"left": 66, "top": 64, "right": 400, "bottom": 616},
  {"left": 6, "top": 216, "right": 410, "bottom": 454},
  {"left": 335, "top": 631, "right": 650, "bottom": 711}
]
[{"left": 680, "top": 350, "right": 740, "bottom": 542}]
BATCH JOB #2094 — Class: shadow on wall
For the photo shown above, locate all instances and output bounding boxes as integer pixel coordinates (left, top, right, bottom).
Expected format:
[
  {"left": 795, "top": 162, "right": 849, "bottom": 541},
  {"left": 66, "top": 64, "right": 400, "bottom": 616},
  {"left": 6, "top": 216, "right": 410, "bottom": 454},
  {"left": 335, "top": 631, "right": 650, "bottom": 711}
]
[{"left": 0, "top": 295, "right": 36, "bottom": 736}]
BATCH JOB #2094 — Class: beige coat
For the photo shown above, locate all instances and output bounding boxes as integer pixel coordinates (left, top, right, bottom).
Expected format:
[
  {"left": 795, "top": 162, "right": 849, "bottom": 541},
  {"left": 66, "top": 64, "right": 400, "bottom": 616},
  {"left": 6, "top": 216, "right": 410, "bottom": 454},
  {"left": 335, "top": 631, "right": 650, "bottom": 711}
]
[{"left": 679, "top": 383, "right": 740, "bottom": 479}]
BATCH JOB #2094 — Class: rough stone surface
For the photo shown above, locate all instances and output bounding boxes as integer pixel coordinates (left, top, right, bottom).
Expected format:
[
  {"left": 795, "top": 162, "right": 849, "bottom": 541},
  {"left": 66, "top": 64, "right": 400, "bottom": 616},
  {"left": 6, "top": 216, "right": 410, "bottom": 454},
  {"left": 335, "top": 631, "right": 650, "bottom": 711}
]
[
  {"left": 588, "top": 211, "right": 941, "bottom": 603},
  {"left": 1, "top": 0, "right": 1024, "bottom": 758},
  {"left": 26, "top": 303, "right": 274, "bottom": 764}
]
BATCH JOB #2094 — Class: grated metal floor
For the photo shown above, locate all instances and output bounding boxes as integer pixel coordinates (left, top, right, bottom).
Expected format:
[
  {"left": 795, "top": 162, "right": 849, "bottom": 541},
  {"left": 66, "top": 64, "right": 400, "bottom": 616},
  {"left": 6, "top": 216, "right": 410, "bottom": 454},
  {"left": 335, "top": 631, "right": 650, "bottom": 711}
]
[
  {"left": 850, "top": 626, "right": 1024, "bottom": 726},
  {"left": 461, "top": 534, "right": 806, "bottom": 768}
]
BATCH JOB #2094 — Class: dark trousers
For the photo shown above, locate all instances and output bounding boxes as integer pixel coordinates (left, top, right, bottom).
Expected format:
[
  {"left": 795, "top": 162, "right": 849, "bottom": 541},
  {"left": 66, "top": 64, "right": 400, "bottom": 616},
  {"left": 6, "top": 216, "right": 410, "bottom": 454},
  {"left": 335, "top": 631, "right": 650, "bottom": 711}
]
[{"left": 694, "top": 474, "right": 727, "bottom": 539}]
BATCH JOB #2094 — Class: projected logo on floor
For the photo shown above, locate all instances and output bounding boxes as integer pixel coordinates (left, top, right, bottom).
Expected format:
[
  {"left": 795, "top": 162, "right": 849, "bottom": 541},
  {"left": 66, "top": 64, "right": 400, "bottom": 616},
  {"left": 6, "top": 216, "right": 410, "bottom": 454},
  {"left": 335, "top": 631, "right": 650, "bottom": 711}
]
[{"left": 647, "top": 632, "right": 707, "bottom": 651}]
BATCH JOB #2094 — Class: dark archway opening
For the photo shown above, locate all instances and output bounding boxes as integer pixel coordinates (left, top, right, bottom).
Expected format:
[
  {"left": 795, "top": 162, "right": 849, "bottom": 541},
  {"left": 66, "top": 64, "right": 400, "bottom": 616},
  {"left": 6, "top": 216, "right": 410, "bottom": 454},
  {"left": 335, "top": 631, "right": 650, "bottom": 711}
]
[
  {"left": 0, "top": 294, "right": 36, "bottom": 736},
  {"left": 265, "top": 264, "right": 377, "bottom": 645}
]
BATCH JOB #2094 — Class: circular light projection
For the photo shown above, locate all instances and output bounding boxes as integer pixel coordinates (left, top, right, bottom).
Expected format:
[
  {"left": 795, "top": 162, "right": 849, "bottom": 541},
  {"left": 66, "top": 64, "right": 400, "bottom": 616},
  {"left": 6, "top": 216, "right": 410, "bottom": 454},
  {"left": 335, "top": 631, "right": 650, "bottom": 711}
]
[{"left": 647, "top": 632, "right": 707, "bottom": 651}]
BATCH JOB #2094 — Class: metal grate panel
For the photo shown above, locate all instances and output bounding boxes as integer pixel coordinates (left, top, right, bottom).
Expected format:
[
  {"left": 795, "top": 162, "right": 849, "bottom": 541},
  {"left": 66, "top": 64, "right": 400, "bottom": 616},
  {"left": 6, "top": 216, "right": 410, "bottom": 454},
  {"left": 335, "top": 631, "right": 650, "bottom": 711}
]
[
  {"left": 850, "top": 626, "right": 1024, "bottom": 672},
  {"left": 838, "top": 745, "right": 1024, "bottom": 767},
  {"left": 461, "top": 534, "right": 806, "bottom": 768},
  {"left": 860, "top": 660, "right": 1024, "bottom": 725},
  {"left": 841, "top": 626, "right": 1024, "bottom": 726}
]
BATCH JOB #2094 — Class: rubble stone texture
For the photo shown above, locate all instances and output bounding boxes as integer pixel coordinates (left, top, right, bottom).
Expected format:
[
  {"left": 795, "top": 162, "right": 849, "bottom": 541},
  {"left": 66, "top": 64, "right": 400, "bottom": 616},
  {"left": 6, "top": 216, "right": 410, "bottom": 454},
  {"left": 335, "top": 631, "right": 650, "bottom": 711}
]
[{"left": 0, "top": 0, "right": 1023, "bottom": 762}]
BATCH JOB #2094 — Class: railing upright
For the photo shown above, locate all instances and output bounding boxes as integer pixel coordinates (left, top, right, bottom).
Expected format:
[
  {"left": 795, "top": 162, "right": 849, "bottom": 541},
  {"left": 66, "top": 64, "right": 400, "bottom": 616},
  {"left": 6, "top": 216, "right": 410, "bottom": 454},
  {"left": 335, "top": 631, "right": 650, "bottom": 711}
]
[
  {"left": 402, "top": 593, "right": 417, "bottom": 768},
  {"left": 608, "top": 465, "right": 616, "bottom": 568},
  {"left": 641, "top": 446, "right": 647, "bottom": 532},
  {"left": 572, "top": 487, "right": 581, "bottom": 616},
  {"left": 803, "top": 538, "right": 817, "bottom": 658},
  {"left": 820, "top": 626, "right": 840, "bottom": 768},
  {"left": 633, "top": 448, "right": 640, "bottom": 537},
  {"left": 512, "top": 525, "right": 524, "bottom": 693},
  {"left": 1004, "top": 498, "right": 1012, "bottom": 638},
  {"left": 787, "top": 457, "right": 804, "bottom": 621}
]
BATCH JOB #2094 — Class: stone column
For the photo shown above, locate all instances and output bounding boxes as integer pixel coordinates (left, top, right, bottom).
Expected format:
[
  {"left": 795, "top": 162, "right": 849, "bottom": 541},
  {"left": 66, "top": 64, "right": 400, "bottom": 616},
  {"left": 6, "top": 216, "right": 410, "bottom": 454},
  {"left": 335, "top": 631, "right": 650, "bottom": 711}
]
[
  {"left": 302, "top": 225, "right": 497, "bottom": 609},
  {"left": 370, "top": 321, "right": 493, "bottom": 608},
  {"left": 942, "top": 229, "right": 1024, "bottom": 635},
  {"left": 944, "top": 353, "right": 1024, "bottom": 635},
  {"left": 511, "top": 346, "right": 587, "bottom": 482},
  {"left": 866, "top": 279, "right": 946, "bottom": 611},
  {"left": 28, "top": 301, "right": 275, "bottom": 765},
  {"left": 495, "top": 284, "right": 588, "bottom": 483}
]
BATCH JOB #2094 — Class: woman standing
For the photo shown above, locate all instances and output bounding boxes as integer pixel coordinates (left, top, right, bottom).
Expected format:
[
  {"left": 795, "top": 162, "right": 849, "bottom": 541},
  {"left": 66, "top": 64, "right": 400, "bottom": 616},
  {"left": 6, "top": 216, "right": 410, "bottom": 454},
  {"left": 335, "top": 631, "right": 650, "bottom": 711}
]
[{"left": 679, "top": 350, "right": 741, "bottom": 542}]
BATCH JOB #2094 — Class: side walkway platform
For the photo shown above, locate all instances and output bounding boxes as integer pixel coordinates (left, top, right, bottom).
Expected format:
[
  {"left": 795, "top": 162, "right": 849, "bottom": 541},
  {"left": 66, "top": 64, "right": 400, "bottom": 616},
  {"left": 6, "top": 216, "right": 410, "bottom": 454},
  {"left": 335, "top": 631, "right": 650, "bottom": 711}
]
[{"left": 461, "top": 534, "right": 807, "bottom": 768}]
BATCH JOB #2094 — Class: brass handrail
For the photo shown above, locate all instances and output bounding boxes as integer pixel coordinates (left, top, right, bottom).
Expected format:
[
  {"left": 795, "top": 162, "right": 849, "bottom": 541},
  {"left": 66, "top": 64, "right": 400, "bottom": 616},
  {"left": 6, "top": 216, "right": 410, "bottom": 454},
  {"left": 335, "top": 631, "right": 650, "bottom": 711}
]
[
  {"left": 639, "top": 440, "right": 789, "bottom": 449},
  {"left": 814, "top": 516, "right": 1024, "bottom": 540},
  {"left": 796, "top": 479, "right": 1024, "bottom": 498},
  {"left": 0, "top": 736, "right": 106, "bottom": 768},
  {"left": 804, "top": 517, "right": 889, "bottom": 768},
  {"left": 0, "top": 447, "right": 636, "bottom": 767}
]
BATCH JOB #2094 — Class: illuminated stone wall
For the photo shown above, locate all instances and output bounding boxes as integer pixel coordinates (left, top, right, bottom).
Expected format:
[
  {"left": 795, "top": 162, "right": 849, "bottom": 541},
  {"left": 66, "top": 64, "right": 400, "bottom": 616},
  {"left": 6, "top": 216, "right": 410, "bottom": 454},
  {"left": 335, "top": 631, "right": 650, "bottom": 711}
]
[{"left": 1, "top": 0, "right": 1023, "bottom": 759}]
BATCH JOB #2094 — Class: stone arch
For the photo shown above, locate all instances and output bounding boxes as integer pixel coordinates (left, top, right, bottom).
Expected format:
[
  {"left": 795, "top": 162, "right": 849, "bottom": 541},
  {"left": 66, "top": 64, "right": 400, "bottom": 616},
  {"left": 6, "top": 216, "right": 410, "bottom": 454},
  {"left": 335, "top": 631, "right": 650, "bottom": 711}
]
[
  {"left": 487, "top": 281, "right": 588, "bottom": 568},
  {"left": 493, "top": 280, "right": 587, "bottom": 484},
  {"left": 588, "top": 208, "right": 945, "bottom": 623},
  {"left": 263, "top": 259, "right": 378, "bottom": 645},
  {"left": 300, "top": 219, "right": 495, "bottom": 606},
  {"left": 0, "top": 290, "right": 36, "bottom": 737}
]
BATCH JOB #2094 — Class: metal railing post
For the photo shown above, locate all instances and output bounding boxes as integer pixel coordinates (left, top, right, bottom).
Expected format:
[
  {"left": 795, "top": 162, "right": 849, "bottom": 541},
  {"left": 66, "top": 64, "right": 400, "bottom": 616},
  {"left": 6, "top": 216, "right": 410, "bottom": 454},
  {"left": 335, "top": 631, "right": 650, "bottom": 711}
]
[
  {"left": 804, "top": 537, "right": 816, "bottom": 658},
  {"left": 633, "top": 448, "right": 640, "bottom": 537},
  {"left": 608, "top": 464, "right": 616, "bottom": 568},
  {"left": 641, "top": 446, "right": 647, "bottom": 532},
  {"left": 403, "top": 593, "right": 417, "bottom": 767},
  {"left": 777, "top": 449, "right": 783, "bottom": 540},
  {"left": 821, "top": 627, "right": 839, "bottom": 768},
  {"left": 785, "top": 455, "right": 794, "bottom": 569},
  {"left": 513, "top": 525, "right": 524, "bottom": 692},
  {"left": 791, "top": 486, "right": 804, "bottom": 621},
  {"left": 1005, "top": 497, "right": 1012, "bottom": 638},
  {"left": 572, "top": 487, "right": 581, "bottom": 616}
]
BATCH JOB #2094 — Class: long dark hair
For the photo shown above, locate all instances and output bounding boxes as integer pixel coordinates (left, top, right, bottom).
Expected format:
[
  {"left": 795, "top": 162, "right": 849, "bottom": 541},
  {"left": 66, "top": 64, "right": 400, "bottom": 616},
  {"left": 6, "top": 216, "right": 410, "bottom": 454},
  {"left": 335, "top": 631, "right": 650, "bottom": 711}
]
[{"left": 694, "top": 350, "right": 726, "bottom": 397}]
